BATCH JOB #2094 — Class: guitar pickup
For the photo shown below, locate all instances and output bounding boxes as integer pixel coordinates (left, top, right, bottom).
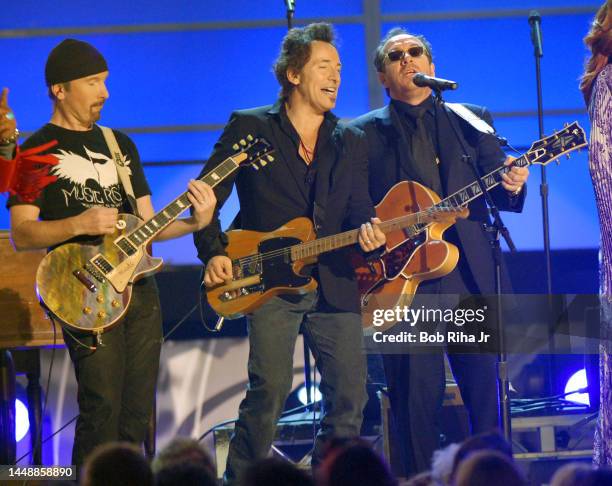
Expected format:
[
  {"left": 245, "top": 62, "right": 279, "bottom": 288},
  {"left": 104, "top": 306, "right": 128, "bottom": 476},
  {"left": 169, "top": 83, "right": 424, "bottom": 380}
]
[
  {"left": 84, "top": 262, "right": 107, "bottom": 284},
  {"left": 73, "top": 269, "right": 97, "bottom": 293},
  {"left": 219, "top": 284, "right": 264, "bottom": 301}
]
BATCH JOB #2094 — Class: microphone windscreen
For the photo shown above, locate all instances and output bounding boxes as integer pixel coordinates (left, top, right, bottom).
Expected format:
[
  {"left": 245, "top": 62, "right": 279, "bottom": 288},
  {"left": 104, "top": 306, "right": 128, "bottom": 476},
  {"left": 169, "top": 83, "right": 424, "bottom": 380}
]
[{"left": 412, "top": 73, "right": 427, "bottom": 87}]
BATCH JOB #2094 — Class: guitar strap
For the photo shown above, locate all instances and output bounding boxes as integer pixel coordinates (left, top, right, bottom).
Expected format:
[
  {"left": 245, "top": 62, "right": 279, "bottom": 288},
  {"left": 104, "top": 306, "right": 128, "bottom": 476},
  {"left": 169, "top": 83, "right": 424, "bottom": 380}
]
[
  {"left": 98, "top": 125, "right": 141, "bottom": 218},
  {"left": 444, "top": 102, "right": 495, "bottom": 135}
]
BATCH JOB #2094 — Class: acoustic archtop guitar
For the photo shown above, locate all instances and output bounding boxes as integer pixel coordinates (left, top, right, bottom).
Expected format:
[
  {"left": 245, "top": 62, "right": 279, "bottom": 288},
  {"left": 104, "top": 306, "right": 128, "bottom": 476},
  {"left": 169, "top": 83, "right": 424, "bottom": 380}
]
[
  {"left": 352, "top": 121, "right": 588, "bottom": 332},
  {"left": 36, "top": 136, "right": 275, "bottom": 335}
]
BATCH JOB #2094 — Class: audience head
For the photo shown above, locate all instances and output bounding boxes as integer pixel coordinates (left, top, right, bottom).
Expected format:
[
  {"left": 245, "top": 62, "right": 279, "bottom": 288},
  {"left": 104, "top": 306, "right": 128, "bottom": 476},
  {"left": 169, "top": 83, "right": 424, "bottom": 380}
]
[
  {"left": 317, "top": 438, "right": 397, "bottom": 486},
  {"left": 450, "top": 430, "right": 513, "bottom": 481},
  {"left": 240, "top": 457, "right": 313, "bottom": 486},
  {"left": 81, "top": 442, "right": 153, "bottom": 486},
  {"left": 401, "top": 470, "right": 433, "bottom": 486},
  {"left": 155, "top": 462, "right": 217, "bottom": 486},
  {"left": 151, "top": 437, "right": 215, "bottom": 475},
  {"left": 550, "top": 462, "right": 612, "bottom": 486},
  {"left": 454, "top": 450, "right": 526, "bottom": 486}
]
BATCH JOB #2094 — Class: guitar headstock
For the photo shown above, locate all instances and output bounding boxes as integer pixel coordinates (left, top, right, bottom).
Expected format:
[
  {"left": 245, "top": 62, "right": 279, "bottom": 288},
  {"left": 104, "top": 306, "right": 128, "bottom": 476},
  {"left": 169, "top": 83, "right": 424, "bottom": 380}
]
[
  {"left": 231, "top": 135, "right": 275, "bottom": 170},
  {"left": 526, "top": 121, "right": 587, "bottom": 166}
]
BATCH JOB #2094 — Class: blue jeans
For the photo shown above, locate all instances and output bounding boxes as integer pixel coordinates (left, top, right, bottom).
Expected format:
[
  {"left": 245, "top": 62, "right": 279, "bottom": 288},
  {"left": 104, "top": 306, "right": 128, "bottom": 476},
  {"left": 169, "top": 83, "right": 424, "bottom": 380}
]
[{"left": 224, "top": 293, "right": 367, "bottom": 485}]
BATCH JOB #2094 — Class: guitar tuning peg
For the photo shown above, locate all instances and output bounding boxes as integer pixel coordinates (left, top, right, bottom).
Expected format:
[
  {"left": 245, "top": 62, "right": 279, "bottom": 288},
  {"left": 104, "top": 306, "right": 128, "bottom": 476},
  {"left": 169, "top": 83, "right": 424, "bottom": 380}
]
[
  {"left": 232, "top": 143, "right": 239, "bottom": 151},
  {"left": 260, "top": 160, "right": 267, "bottom": 166},
  {"left": 556, "top": 160, "right": 560, "bottom": 165},
  {"left": 251, "top": 163, "right": 260, "bottom": 170},
  {"left": 240, "top": 139, "right": 247, "bottom": 147},
  {"left": 267, "top": 155, "right": 274, "bottom": 162},
  {"left": 246, "top": 134, "right": 254, "bottom": 141},
  {"left": 566, "top": 154, "right": 570, "bottom": 160}
]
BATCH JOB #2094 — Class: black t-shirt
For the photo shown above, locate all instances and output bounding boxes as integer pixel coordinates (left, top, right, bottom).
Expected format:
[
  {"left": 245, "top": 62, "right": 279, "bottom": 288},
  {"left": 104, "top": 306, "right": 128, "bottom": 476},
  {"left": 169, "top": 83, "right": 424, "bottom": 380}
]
[{"left": 7, "top": 123, "right": 150, "bottom": 221}]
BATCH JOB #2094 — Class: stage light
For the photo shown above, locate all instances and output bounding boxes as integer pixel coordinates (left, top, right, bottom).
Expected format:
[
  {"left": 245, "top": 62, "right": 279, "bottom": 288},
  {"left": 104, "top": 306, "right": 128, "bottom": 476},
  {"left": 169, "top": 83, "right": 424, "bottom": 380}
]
[
  {"left": 15, "top": 399, "right": 30, "bottom": 442},
  {"left": 564, "top": 368, "right": 589, "bottom": 406},
  {"left": 297, "top": 384, "right": 322, "bottom": 406}
]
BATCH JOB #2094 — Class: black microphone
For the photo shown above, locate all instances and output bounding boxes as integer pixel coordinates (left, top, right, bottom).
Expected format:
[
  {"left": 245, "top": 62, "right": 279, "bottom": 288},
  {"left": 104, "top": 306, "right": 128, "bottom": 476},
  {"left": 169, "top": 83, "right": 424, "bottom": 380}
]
[
  {"left": 413, "top": 73, "right": 458, "bottom": 91},
  {"left": 528, "top": 10, "right": 543, "bottom": 57}
]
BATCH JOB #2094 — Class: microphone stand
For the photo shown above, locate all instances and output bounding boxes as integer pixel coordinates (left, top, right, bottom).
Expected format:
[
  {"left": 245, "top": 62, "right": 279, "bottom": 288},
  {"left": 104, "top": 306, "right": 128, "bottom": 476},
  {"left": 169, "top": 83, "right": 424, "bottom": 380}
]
[
  {"left": 529, "top": 12, "right": 551, "bottom": 298},
  {"left": 433, "top": 88, "right": 514, "bottom": 441},
  {"left": 530, "top": 10, "right": 557, "bottom": 406},
  {"left": 285, "top": 0, "right": 295, "bottom": 29}
]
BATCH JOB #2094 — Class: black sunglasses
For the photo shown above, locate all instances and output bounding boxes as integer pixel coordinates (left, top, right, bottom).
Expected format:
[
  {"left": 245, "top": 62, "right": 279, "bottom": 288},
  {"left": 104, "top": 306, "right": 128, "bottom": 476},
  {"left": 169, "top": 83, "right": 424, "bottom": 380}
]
[{"left": 386, "top": 45, "right": 425, "bottom": 63}]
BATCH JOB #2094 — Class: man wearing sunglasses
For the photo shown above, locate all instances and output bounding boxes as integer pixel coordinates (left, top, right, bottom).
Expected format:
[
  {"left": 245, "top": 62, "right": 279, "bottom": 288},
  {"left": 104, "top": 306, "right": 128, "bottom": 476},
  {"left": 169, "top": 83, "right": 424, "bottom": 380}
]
[{"left": 350, "top": 27, "right": 528, "bottom": 477}]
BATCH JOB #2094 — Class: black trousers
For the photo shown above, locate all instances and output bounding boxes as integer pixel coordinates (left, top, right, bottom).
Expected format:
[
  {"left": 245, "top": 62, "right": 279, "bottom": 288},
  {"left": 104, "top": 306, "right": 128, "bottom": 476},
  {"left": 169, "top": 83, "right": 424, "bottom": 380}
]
[
  {"left": 382, "top": 350, "right": 499, "bottom": 476},
  {"left": 62, "top": 277, "right": 162, "bottom": 466},
  {"left": 382, "top": 258, "right": 501, "bottom": 477}
]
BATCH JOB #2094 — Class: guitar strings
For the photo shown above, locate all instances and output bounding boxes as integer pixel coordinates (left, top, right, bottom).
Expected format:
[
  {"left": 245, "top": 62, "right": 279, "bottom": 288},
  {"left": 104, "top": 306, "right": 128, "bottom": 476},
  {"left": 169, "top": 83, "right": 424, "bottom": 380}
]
[
  {"left": 232, "top": 158, "right": 525, "bottom": 267},
  {"left": 227, "top": 145, "right": 552, "bottom": 268},
  {"left": 234, "top": 211, "right": 435, "bottom": 265},
  {"left": 234, "top": 204, "right": 456, "bottom": 266},
  {"left": 122, "top": 144, "right": 271, "bottom": 245}
]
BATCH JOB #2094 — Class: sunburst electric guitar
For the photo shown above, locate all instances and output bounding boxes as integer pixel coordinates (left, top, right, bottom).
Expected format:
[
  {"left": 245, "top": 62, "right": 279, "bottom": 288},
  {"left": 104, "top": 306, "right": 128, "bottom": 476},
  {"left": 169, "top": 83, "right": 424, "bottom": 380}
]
[
  {"left": 36, "top": 136, "right": 274, "bottom": 335},
  {"left": 351, "top": 122, "right": 588, "bottom": 332}
]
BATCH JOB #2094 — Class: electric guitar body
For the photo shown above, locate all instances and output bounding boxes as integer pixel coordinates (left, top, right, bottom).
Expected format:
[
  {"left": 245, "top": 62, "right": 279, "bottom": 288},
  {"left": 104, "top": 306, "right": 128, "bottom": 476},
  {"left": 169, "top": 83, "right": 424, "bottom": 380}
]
[
  {"left": 36, "top": 213, "right": 161, "bottom": 333},
  {"left": 206, "top": 217, "right": 318, "bottom": 319}
]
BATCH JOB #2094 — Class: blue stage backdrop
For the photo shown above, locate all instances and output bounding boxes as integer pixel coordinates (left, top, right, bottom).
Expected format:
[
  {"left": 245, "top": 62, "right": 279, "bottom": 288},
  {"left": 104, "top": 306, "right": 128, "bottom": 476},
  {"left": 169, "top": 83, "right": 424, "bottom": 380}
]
[{"left": 0, "top": 1, "right": 599, "bottom": 264}]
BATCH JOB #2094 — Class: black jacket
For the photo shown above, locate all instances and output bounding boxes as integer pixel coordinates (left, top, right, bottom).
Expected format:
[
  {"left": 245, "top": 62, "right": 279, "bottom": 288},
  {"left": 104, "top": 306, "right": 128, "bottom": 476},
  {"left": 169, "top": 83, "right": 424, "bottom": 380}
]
[
  {"left": 194, "top": 102, "right": 375, "bottom": 312},
  {"left": 350, "top": 101, "right": 525, "bottom": 294}
]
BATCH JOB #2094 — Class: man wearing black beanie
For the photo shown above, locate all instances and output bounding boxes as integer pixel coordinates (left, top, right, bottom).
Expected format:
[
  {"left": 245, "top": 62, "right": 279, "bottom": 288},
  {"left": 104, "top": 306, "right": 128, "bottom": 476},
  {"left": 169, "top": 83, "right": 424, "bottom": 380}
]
[{"left": 8, "top": 38, "right": 217, "bottom": 467}]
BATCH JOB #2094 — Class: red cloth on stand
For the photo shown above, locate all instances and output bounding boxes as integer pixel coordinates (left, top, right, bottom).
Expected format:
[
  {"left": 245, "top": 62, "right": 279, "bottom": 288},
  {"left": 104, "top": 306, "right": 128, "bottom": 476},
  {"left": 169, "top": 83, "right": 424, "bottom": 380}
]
[{"left": 0, "top": 140, "right": 59, "bottom": 203}]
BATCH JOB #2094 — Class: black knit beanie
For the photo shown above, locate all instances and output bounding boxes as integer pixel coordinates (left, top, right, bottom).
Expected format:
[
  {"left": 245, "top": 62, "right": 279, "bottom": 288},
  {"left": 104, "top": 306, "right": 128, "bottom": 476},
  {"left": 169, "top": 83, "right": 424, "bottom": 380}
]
[{"left": 45, "top": 39, "right": 108, "bottom": 86}]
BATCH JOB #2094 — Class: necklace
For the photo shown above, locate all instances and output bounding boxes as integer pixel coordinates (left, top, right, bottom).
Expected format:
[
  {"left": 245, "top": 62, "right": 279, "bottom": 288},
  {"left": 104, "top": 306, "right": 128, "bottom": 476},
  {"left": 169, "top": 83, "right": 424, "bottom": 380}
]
[{"left": 299, "top": 138, "right": 315, "bottom": 165}]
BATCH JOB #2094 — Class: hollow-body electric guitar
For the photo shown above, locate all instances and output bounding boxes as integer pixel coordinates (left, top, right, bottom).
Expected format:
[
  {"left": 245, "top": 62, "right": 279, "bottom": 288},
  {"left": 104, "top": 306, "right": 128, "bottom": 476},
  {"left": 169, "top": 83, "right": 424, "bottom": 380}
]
[
  {"left": 204, "top": 205, "right": 467, "bottom": 320},
  {"left": 36, "top": 136, "right": 274, "bottom": 335},
  {"left": 352, "top": 122, "right": 587, "bottom": 332}
]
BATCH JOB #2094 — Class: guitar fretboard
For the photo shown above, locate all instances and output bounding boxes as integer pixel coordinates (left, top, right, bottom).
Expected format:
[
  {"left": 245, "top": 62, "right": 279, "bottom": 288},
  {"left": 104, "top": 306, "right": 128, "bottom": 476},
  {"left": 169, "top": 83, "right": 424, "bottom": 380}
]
[
  {"left": 290, "top": 206, "right": 458, "bottom": 261},
  {"left": 122, "top": 152, "right": 247, "bottom": 252},
  {"left": 289, "top": 154, "right": 536, "bottom": 262},
  {"left": 440, "top": 155, "right": 529, "bottom": 210}
]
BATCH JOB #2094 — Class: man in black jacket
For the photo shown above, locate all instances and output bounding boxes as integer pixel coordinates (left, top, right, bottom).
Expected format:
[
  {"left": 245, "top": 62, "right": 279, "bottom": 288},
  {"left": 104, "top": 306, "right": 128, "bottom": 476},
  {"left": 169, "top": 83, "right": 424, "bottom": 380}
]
[
  {"left": 350, "top": 27, "right": 529, "bottom": 476},
  {"left": 193, "top": 23, "right": 385, "bottom": 485}
]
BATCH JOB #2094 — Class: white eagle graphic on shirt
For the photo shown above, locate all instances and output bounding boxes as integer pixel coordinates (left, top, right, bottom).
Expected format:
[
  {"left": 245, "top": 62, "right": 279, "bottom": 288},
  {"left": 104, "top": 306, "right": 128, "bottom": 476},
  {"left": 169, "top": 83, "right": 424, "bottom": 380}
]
[
  {"left": 51, "top": 147, "right": 132, "bottom": 188},
  {"left": 51, "top": 146, "right": 133, "bottom": 207}
]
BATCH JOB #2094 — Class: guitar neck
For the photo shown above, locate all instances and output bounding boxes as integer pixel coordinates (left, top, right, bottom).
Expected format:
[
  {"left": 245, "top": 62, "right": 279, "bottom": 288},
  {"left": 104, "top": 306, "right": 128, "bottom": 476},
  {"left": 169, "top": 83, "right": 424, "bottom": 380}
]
[
  {"left": 290, "top": 210, "right": 433, "bottom": 261},
  {"left": 290, "top": 155, "right": 535, "bottom": 261},
  {"left": 440, "top": 154, "right": 530, "bottom": 209},
  {"left": 124, "top": 152, "right": 247, "bottom": 248}
]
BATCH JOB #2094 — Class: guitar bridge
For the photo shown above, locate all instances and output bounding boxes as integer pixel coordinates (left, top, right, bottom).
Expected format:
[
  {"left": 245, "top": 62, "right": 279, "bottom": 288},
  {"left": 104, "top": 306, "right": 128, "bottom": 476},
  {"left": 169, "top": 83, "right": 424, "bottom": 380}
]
[{"left": 73, "top": 269, "right": 97, "bottom": 293}]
